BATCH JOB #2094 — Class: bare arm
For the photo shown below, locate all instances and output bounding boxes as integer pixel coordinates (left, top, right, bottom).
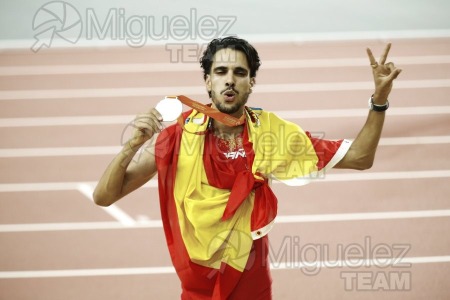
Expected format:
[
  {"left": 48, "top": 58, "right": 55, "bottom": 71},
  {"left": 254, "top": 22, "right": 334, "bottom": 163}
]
[
  {"left": 336, "top": 43, "right": 402, "bottom": 170},
  {"left": 93, "top": 108, "right": 163, "bottom": 206}
]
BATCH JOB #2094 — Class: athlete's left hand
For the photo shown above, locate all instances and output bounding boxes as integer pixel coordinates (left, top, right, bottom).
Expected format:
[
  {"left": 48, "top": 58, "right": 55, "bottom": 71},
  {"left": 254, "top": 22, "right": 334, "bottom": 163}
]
[{"left": 366, "top": 43, "right": 402, "bottom": 104}]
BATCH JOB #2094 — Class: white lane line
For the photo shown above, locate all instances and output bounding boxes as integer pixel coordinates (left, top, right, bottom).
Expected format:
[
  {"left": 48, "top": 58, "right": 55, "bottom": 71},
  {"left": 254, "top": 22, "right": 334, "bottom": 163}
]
[
  {"left": 1, "top": 135, "right": 449, "bottom": 158},
  {"left": 0, "top": 170, "right": 449, "bottom": 193},
  {"left": 319, "top": 170, "right": 450, "bottom": 182},
  {"left": 0, "top": 146, "right": 122, "bottom": 157},
  {"left": 1, "top": 209, "right": 450, "bottom": 232},
  {"left": 77, "top": 183, "right": 136, "bottom": 227},
  {"left": 0, "top": 79, "right": 449, "bottom": 100},
  {"left": 275, "top": 106, "right": 450, "bottom": 119},
  {"left": 0, "top": 180, "right": 157, "bottom": 192},
  {"left": 0, "top": 221, "right": 162, "bottom": 232},
  {"left": 270, "top": 255, "right": 450, "bottom": 271},
  {"left": 0, "top": 182, "right": 95, "bottom": 192},
  {"left": 1, "top": 55, "right": 449, "bottom": 76},
  {"left": 263, "top": 55, "right": 450, "bottom": 69},
  {"left": 0, "top": 86, "right": 204, "bottom": 100},
  {"left": 0, "top": 267, "right": 175, "bottom": 278},
  {"left": 275, "top": 209, "right": 450, "bottom": 224},
  {"left": 378, "top": 135, "right": 450, "bottom": 146},
  {"left": 0, "top": 115, "right": 134, "bottom": 127},
  {"left": 2, "top": 106, "right": 450, "bottom": 127},
  {"left": 1, "top": 255, "right": 450, "bottom": 278},
  {"left": 244, "top": 29, "right": 450, "bottom": 42},
  {"left": 2, "top": 28, "right": 450, "bottom": 51}
]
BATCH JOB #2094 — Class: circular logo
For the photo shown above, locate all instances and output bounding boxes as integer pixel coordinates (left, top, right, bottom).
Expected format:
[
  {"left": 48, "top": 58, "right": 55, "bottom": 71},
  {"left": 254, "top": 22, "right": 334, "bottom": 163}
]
[
  {"left": 206, "top": 229, "right": 254, "bottom": 270},
  {"left": 31, "top": 1, "right": 82, "bottom": 52}
]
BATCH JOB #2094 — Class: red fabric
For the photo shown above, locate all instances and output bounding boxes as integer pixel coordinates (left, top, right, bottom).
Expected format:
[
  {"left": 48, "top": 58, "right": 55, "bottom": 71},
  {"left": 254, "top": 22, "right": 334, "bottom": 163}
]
[
  {"left": 155, "top": 112, "right": 272, "bottom": 299},
  {"left": 305, "top": 131, "right": 344, "bottom": 170},
  {"left": 203, "top": 123, "right": 278, "bottom": 228},
  {"left": 154, "top": 113, "right": 342, "bottom": 299}
]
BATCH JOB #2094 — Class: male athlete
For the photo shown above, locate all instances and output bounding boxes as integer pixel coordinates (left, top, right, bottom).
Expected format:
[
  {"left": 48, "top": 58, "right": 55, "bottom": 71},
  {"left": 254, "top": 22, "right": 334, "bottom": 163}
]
[{"left": 94, "top": 37, "right": 401, "bottom": 299}]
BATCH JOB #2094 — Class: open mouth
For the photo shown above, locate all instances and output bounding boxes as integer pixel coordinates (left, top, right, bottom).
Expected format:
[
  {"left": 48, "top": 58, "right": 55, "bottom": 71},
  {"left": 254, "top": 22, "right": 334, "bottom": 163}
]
[{"left": 223, "top": 90, "right": 236, "bottom": 101}]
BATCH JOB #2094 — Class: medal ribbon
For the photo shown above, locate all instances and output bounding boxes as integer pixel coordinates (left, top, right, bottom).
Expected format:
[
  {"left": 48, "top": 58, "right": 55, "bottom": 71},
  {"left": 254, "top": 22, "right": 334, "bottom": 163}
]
[{"left": 166, "top": 95, "right": 246, "bottom": 127}]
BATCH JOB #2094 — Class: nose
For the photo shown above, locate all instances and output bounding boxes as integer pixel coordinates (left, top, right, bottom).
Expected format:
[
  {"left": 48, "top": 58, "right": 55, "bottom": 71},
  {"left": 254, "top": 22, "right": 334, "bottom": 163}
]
[{"left": 225, "top": 70, "right": 235, "bottom": 87}]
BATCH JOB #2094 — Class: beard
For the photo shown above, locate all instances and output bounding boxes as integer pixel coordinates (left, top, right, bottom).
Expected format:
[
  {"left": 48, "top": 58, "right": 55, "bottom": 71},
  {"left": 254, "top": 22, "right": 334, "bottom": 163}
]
[{"left": 211, "top": 90, "right": 250, "bottom": 114}]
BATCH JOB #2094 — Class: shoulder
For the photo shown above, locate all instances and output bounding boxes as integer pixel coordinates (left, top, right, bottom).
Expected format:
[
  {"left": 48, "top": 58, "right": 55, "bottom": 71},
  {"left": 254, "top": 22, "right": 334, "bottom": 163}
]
[{"left": 248, "top": 107, "right": 301, "bottom": 130}]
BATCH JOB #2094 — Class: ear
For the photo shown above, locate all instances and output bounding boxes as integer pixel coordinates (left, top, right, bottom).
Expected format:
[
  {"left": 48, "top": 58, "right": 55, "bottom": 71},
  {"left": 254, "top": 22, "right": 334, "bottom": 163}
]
[
  {"left": 205, "top": 74, "right": 212, "bottom": 92},
  {"left": 250, "top": 77, "right": 255, "bottom": 87}
]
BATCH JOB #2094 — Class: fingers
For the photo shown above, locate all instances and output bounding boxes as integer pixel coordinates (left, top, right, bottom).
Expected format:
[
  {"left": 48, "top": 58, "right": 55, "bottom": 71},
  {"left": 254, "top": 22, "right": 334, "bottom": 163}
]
[
  {"left": 385, "top": 62, "right": 395, "bottom": 70},
  {"left": 390, "top": 69, "right": 402, "bottom": 80},
  {"left": 132, "top": 108, "right": 164, "bottom": 140},
  {"left": 379, "top": 43, "right": 391, "bottom": 65},
  {"left": 385, "top": 62, "right": 402, "bottom": 81},
  {"left": 367, "top": 43, "right": 392, "bottom": 68},
  {"left": 151, "top": 108, "right": 163, "bottom": 122},
  {"left": 366, "top": 47, "right": 377, "bottom": 66}
]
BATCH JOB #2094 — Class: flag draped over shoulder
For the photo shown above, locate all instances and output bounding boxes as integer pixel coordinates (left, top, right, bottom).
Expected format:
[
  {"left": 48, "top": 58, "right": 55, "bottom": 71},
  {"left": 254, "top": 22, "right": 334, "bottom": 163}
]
[{"left": 155, "top": 107, "right": 351, "bottom": 299}]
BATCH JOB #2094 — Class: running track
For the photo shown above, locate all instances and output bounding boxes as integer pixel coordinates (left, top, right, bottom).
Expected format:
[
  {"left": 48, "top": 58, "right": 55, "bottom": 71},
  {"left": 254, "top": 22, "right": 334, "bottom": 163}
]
[{"left": 0, "top": 37, "right": 449, "bottom": 299}]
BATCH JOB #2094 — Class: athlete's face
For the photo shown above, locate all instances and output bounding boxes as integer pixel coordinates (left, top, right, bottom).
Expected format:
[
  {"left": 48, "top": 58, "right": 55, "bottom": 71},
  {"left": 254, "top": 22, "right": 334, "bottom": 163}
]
[{"left": 205, "top": 48, "right": 255, "bottom": 117}]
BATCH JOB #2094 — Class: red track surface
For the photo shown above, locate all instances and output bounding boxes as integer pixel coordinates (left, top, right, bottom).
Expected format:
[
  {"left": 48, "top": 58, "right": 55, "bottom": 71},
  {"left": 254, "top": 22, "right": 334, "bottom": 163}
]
[{"left": 1, "top": 38, "right": 450, "bottom": 299}]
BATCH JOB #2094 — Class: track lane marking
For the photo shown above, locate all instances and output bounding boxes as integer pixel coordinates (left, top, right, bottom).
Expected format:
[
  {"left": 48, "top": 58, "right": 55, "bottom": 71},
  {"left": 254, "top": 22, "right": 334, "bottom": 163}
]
[
  {"left": 0, "top": 79, "right": 449, "bottom": 100},
  {"left": 1, "top": 28, "right": 450, "bottom": 50},
  {"left": 1, "top": 55, "right": 449, "bottom": 76},
  {"left": 1, "top": 209, "right": 450, "bottom": 232},
  {"left": 1, "top": 106, "right": 450, "bottom": 127},
  {"left": 1, "top": 170, "right": 449, "bottom": 192},
  {"left": 1, "top": 135, "right": 449, "bottom": 157},
  {"left": 1, "top": 255, "right": 449, "bottom": 278},
  {"left": 77, "top": 183, "right": 136, "bottom": 226}
]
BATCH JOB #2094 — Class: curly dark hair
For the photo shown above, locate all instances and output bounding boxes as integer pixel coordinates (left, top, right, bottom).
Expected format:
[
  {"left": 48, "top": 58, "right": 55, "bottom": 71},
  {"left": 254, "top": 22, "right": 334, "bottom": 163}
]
[{"left": 199, "top": 36, "right": 261, "bottom": 82}]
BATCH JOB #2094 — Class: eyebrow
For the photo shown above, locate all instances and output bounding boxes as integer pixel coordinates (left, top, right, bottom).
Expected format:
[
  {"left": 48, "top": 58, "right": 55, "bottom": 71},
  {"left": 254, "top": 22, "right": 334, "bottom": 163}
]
[
  {"left": 212, "top": 66, "right": 227, "bottom": 72},
  {"left": 234, "top": 66, "right": 249, "bottom": 73},
  {"left": 212, "top": 66, "right": 249, "bottom": 73}
]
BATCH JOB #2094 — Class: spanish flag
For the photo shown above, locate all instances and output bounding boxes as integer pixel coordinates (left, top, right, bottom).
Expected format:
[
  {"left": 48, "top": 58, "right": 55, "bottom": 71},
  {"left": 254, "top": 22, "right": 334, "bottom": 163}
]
[{"left": 155, "top": 107, "right": 351, "bottom": 299}]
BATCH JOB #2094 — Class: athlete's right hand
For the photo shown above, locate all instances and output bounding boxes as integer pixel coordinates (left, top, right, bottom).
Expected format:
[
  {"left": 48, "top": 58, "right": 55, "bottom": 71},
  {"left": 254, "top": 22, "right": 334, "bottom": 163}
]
[{"left": 129, "top": 108, "right": 163, "bottom": 148}]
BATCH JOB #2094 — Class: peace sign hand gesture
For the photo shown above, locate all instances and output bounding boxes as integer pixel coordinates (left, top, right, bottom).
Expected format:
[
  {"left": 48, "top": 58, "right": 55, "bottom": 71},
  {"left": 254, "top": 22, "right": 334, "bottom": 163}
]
[{"left": 367, "top": 43, "right": 402, "bottom": 104}]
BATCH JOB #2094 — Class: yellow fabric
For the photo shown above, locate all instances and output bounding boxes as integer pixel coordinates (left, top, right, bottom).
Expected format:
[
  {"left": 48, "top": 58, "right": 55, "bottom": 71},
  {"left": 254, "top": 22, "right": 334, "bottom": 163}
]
[
  {"left": 248, "top": 110, "right": 319, "bottom": 181},
  {"left": 173, "top": 108, "right": 318, "bottom": 272},
  {"left": 174, "top": 111, "right": 254, "bottom": 272}
]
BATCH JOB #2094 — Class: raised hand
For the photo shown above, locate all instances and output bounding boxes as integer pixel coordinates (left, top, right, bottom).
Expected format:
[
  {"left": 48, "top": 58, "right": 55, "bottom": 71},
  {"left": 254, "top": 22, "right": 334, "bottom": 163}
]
[
  {"left": 129, "top": 108, "right": 163, "bottom": 149},
  {"left": 366, "top": 43, "right": 402, "bottom": 104}
]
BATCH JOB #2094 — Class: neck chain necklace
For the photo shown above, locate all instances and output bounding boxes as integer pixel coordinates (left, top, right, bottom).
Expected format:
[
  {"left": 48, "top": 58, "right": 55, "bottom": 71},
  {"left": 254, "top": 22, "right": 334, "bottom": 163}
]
[{"left": 216, "top": 134, "right": 244, "bottom": 151}]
